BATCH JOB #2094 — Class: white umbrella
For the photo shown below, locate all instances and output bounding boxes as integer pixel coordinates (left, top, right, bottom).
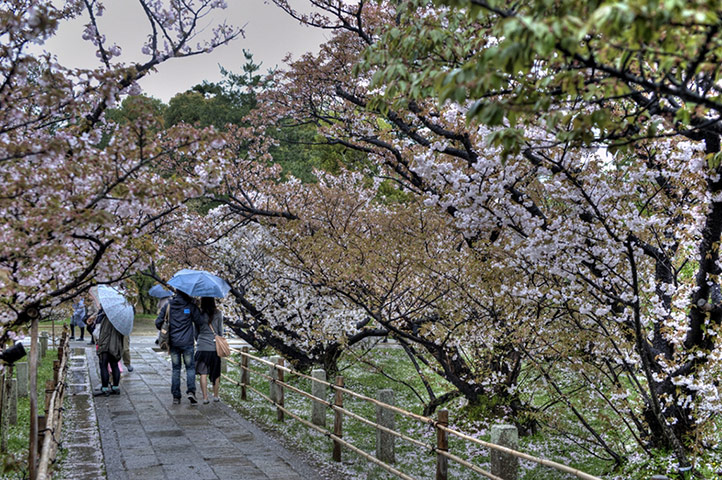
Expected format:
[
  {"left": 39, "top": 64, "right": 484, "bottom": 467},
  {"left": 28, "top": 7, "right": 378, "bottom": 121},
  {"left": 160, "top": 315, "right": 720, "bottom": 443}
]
[{"left": 97, "top": 285, "right": 134, "bottom": 336}]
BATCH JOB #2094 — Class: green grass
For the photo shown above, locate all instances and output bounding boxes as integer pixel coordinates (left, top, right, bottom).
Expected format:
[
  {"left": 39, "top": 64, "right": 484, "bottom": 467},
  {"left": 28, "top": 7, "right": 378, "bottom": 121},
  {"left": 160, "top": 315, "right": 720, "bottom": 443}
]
[
  {"left": 131, "top": 314, "right": 159, "bottom": 336},
  {"left": 1, "top": 348, "right": 58, "bottom": 478},
  {"left": 221, "top": 345, "right": 614, "bottom": 480}
]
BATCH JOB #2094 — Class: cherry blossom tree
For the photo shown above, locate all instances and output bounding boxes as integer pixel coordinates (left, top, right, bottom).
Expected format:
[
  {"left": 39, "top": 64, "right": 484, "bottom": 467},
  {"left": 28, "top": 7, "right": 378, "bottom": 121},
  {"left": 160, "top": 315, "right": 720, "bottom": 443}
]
[
  {"left": 0, "top": 0, "right": 241, "bottom": 344},
  {"left": 258, "top": 0, "right": 722, "bottom": 471}
]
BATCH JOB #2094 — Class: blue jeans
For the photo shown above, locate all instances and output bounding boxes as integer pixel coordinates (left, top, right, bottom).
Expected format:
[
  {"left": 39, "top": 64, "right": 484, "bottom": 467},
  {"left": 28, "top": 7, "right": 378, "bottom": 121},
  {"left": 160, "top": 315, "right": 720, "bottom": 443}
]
[{"left": 169, "top": 345, "right": 196, "bottom": 398}]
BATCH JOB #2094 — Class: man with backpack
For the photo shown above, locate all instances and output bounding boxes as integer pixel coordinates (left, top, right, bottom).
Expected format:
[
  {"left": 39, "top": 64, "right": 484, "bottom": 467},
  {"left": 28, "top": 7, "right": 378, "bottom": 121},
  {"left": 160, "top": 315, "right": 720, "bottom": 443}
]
[{"left": 155, "top": 290, "right": 203, "bottom": 405}]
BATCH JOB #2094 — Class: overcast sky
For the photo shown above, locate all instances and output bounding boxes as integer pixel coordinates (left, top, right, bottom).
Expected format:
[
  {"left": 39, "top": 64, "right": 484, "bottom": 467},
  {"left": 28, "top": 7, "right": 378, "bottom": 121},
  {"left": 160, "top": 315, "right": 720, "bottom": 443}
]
[{"left": 43, "top": 0, "right": 326, "bottom": 103}]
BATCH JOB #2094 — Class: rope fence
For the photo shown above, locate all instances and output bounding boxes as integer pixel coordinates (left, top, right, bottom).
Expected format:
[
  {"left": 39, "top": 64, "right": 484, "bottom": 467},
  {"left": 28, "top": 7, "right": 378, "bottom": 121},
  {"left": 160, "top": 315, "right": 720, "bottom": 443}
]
[
  {"left": 223, "top": 346, "right": 604, "bottom": 480},
  {"left": 37, "top": 329, "right": 71, "bottom": 480}
]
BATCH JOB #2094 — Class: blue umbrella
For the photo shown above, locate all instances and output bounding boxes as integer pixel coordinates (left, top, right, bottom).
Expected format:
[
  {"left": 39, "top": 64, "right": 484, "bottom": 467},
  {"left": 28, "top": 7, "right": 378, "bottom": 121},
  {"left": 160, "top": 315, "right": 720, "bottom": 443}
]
[
  {"left": 167, "top": 269, "right": 230, "bottom": 298},
  {"left": 97, "top": 285, "right": 134, "bottom": 336},
  {"left": 148, "top": 284, "right": 173, "bottom": 298}
]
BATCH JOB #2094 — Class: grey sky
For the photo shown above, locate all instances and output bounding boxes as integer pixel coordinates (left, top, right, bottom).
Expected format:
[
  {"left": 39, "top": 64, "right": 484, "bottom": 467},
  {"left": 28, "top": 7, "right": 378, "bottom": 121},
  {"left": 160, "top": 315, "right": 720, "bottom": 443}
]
[{"left": 44, "top": 1, "right": 326, "bottom": 103}]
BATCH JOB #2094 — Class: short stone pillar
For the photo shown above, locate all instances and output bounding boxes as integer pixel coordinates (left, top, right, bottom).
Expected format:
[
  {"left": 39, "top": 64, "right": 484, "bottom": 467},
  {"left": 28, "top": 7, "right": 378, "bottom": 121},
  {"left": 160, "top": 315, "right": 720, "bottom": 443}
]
[
  {"left": 7, "top": 378, "right": 17, "bottom": 425},
  {"left": 269, "top": 355, "right": 281, "bottom": 403},
  {"left": 311, "top": 369, "right": 327, "bottom": 427},
  {"left": 376, "top": 389, "right": 395, "bottom": 463},
  {"left": 221, "top": 357, "right": 227, "bottom": 374},
  {"left": 40, "top": 333, "right": 49, "bottom": 359},
  {"left": 490, "top": 424, "right": 519, "bottom": 480},
  {"left": 16, "top": 362, "right": 28, "bottom": 397}
]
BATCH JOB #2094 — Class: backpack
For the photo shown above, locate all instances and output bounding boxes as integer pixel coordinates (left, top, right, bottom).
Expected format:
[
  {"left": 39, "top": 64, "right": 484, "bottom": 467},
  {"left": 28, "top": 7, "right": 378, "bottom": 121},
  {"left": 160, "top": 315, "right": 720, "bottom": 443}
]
[{"left": 158, "top": 305, "right": 171, "bottom": 353}]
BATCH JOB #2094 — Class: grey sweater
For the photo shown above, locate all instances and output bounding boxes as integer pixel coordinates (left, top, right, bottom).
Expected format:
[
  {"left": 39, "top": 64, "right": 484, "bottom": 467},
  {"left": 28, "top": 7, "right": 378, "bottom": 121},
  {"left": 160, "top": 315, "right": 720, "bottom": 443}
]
[{"left": 195, "top": 310, "right": 224, "bottom": 352}]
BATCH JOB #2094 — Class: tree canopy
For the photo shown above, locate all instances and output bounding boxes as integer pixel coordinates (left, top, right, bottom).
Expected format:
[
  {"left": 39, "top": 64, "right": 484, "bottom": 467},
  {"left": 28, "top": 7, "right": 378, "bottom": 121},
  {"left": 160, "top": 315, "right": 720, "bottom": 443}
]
[{"left": 5, "top": 1, "right": 722, "bottom": 478}]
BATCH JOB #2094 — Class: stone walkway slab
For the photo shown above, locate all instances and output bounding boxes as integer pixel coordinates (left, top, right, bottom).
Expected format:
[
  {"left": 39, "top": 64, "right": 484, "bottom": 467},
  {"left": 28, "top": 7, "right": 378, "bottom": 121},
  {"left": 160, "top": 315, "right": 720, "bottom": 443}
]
[{"left": 59, "top": 347, "right": 107, "bottom": 479}]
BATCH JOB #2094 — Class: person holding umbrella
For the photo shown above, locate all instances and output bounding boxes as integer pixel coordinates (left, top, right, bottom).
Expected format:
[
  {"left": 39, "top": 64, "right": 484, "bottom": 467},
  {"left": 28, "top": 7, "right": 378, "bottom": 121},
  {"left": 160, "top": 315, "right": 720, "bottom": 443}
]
[
  {"left": 157, "top": 269, "right": 230, "bottom": 405},
  {"left": 195, "top": 297, "right": 224, "bottom": 404},
  {"left": 149, "top": 284, "right": 173, "bottom": 346},
  {"left": 155, "top": 289, "right": 204, "bottom": 405},
  {"left": 89, "top": 306, "right": 123, "bottom": 396},
  {"left": 89, "top": 285, "right": 134, "bottom": 396}
]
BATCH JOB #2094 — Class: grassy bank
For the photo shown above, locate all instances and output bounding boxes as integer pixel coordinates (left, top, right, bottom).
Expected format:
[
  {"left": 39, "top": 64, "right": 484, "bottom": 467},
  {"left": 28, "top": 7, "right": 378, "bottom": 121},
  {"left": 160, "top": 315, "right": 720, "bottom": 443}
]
[{"left": 1, "top": 348, "right": 58, "bottom": 478}]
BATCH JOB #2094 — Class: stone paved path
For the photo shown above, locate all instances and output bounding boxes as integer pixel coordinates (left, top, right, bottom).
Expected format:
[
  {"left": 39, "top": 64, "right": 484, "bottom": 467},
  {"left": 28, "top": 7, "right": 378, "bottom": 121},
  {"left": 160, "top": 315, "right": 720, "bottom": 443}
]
[{"left": 61, "top": 336, "right": 323, "bottom": 480}]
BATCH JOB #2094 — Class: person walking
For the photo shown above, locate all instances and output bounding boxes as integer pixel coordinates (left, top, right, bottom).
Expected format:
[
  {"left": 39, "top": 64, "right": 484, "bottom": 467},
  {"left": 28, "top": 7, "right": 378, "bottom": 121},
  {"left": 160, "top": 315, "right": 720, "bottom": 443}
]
[
  {"left": 89, "top": 306, "right": 124, "bottom": 396},
  {"left": 155, "top": 290, "right": 203, "bottom": 405},
  {"left": 122, "top": 335, "right": 133, "bottom": 372},
  {"left": 122, "top": 304, "right": 134, "bottom": 372},
  {"left": 195, "top": 297, "right": 224, "bottom": 404},
  {"left": 69, "top": 298, "right": 86, "bottom": 341},
  {"left": 83, "top": 294, "right": 97, "bottom": 345}
]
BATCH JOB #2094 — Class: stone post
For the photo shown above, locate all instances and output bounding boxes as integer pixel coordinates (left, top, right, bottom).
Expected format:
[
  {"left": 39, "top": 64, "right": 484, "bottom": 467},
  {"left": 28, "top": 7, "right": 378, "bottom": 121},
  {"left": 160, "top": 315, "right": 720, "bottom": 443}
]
[
  {"left": 269, "top": 355, "right": 280, "bottom": 403},
  {"left": 39, "top": 333, "right": 48, "bottom": 359},
  {"left": 311, "top": 369, "right": 327, "bottom": 427},
  {"left": 8, "top": 378, "right": 17, "bottom": 425},
  {"left": 16, "top": 362, "right": 28, "bottom": 397},
  {"left": 490, "top": 424, "right": 519, "bottom": 480},
  {"left": 376, "top": 389, "right": 395, "bottom": 464}
]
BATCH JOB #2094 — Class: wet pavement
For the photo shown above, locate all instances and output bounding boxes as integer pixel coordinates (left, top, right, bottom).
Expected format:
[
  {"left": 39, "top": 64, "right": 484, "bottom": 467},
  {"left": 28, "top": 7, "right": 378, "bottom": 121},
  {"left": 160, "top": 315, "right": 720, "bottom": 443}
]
[
  {"left": 59, "top": 336, "right": 323, "bottom": 480},
  {"left": 59, "top": 347, "right": 106, "bottom": 479}
]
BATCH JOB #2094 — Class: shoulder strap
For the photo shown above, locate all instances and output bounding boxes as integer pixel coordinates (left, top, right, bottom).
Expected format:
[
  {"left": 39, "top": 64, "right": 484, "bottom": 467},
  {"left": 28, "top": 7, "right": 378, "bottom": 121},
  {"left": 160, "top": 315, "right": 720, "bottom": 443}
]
[
  {"left": 164, "top": 303, "right": 170, "bottom": 322},
  {"left": 209, "top": 322, "right": 217, "bottom": 336}
]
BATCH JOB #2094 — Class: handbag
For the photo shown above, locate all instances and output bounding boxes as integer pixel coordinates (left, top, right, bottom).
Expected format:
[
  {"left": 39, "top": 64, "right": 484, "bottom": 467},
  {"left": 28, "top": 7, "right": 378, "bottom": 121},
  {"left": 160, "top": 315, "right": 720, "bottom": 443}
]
[
  {"left": 209, "top": 322, "right": 230, "bottom": 358},
  {"left": 158, "top": 305, "right": 171, "bottom": 353}
]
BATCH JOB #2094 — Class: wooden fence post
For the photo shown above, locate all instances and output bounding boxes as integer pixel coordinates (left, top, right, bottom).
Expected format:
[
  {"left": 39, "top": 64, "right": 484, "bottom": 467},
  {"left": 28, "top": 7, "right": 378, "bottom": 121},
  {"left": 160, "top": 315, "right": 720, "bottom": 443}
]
[
  {"left": 333, "top": 376, "right": 344, "bottom": 462},
  {"left": 29, "top": 316, "right": 39, "bottom": 480},
  {"left": 53, "top": 360, "right": 60, "bottom": 385},
  {"left": 0, "top": 369, "right": 6, "bottom": 452},
  {"left": 240, "top": 347, "right": 249, "bottom": 400},
  {"left": 436, "top": 409, "right": 448, "bottom": 480},
  {"left": 44, "top": 380, "right": 55, "bottom": 414},
  {"left": 491, "top": 424, "right": 519, "bottom": 480},
  {"left": 311, "top": 369, "right": 327, "bottom": 427},
  {"left": 276, "top": 358, "right": 284, "bottom": 422},
  {"left": 269, "top": 355, "right": 280, "bottom": 403},
  {"left": 37, "top": 415, "right": 46, "bottom": 456},
  {"left": 376, "top": 389, "right": 395, "bottom": 464}
]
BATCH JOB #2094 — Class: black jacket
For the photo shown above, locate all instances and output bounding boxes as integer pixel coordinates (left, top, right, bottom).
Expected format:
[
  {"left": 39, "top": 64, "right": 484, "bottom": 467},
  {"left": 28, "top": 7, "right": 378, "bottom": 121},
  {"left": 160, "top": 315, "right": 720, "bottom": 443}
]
[
  {"left": 96, "top": 309, "right": 123, "bottom": 360},
  {"left": 155, "top": 294, "right": 203, "bottom": 349}
]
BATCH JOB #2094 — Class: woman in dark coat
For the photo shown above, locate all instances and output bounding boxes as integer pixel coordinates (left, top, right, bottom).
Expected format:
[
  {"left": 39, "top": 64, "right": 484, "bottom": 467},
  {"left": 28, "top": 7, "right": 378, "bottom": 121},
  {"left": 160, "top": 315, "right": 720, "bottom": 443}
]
[{"left": 89, "top": 307, "right": 124, "bottom": 396}]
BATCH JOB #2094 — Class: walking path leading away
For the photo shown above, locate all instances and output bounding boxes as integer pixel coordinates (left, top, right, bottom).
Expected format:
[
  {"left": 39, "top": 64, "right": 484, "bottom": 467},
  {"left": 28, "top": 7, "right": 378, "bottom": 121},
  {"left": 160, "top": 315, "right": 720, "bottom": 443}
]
[{"left": 60, "top": 336, "right": 324, "bottom": 480}]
